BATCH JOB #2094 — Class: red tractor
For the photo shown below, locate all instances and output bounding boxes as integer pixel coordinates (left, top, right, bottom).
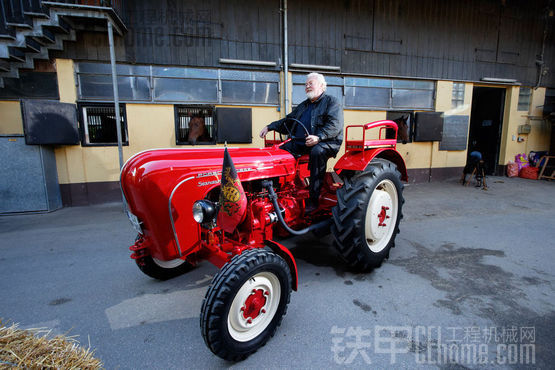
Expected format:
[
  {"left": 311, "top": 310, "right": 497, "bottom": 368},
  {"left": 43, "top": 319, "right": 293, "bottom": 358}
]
[{"left": 120, "top": 119, "right": 407, "bottom": 361}]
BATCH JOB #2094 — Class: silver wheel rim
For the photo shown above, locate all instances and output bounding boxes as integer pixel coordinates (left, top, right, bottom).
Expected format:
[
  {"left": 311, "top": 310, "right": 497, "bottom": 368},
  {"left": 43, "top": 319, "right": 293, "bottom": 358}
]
[
  {"left": 227, "top": 272, "right": 281, "bottom": 342},
  {"left": 152, "top": 257, "right": 186, "bottom": 269},
  {"left": 364, "top": 179, "right": 398, "bottom": 253}
]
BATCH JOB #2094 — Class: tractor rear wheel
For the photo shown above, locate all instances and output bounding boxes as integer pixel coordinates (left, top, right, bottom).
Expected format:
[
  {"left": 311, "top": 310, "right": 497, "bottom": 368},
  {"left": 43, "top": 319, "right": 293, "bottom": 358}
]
[
  {"left": 200, "top": 249, "right": 292, "bottom": 361},
  {"left": 331, "top": 159, "right": 404, "bottom": 270}
]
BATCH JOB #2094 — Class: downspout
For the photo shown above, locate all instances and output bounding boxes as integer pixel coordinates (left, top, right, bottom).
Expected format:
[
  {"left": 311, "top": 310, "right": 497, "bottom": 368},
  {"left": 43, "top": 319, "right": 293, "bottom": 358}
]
[
  {"left": 107, "top": 19, "right": 124, "bottom": 171},
  {"left": 535, "top": 1, "right": 552, "bottom": 89},
  {"left": 282, "top": 0, "right": 289, "bottom": 114},
  {"left": 108, "top": 18, "right": 127, "bottom": 211}
]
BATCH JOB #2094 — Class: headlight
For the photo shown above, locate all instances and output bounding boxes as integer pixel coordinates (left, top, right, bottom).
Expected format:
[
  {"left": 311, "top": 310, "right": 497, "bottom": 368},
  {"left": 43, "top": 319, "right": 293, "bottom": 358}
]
[{"left": 192, "top": 200, "right": 217, "bottom": 224}]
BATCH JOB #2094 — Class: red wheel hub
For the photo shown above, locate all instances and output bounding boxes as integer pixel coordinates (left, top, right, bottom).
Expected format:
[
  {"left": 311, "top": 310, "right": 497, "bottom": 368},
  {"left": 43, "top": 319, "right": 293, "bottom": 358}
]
[
  {"left": 377, "top": 206, "right": 390, "bottom": 227},
  {"left": 241, "top": 289, "right": 268, "bottom": 321}
]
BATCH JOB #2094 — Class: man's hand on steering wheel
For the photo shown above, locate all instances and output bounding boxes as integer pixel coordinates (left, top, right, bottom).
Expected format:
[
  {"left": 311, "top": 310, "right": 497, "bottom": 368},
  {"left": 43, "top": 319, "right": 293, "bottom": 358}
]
[
  {"left": 259, "top": 126, "right": 269, "bottom": 138},
  {"left": 261, "top": 118, "right": 317, "bottom": 146},
  {"left": 281, "top": 118, "right": 310, "bottom": 141},
  {"left": 305, "top": 135, "right": 319, "bottom": 147}
]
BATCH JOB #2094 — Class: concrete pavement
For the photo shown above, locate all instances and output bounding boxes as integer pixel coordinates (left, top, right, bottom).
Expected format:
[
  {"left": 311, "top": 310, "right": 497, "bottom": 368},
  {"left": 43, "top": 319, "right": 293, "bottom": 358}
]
[{"left": 1, "top": 176, "right": 554, "bottom": 368}]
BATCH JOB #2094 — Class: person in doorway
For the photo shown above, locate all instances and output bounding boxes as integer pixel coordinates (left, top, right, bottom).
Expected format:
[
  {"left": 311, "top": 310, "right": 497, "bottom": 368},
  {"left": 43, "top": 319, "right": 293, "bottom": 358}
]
[
  {"left": 259, "top": 72, "right": 343, "bottom": 212},
  {"left": 461, "top": 150, "right": 486, "bottom": 188}
]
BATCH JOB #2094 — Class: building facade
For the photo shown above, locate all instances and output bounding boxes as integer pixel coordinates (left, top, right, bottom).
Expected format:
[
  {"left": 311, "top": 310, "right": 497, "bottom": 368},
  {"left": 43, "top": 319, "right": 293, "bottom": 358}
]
[{"left": 1, "top": 0, "right": 553, "bottom": 209}]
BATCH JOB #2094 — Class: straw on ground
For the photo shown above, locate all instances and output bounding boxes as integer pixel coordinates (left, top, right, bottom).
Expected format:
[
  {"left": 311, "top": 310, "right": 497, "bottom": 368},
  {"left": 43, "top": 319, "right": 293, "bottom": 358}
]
[{"left": 0, "top": 321, "right": 102, "bottom": 369}]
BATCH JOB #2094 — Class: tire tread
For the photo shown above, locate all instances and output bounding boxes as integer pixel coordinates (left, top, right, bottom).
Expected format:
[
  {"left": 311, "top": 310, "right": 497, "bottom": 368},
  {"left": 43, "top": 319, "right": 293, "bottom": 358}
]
[
  {"left": 331, "top": 159, "right": 404, "bottom": 271},
  {"left": 200, "top": 249, "right": 291, "bottom": 361}
]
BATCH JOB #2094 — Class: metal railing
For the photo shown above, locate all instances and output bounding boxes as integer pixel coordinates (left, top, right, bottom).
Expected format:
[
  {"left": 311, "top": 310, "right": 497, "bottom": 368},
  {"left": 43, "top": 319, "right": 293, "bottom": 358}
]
[
  {"left": 0, "top": 0, "right": 127, "bottom": 37},
  {"left": 42, "top": 0, "right": 128, "bottom": 24}
]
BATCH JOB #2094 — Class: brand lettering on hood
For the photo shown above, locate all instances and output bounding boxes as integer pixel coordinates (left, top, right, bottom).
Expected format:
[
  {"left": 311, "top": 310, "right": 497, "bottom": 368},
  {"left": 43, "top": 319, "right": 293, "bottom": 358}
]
[{"left": 196, "top": 167, "right": 254, "bottom": 179}]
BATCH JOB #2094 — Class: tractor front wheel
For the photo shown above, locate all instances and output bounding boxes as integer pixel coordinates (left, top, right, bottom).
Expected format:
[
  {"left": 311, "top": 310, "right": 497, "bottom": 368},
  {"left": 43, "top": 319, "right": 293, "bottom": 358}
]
[
  {"left": 136, "top": 255, "right": 194, "bottom": 280},
  {"left": 200, "top": 249, "right": 292, "bottom": 361},
  {"left": 332, "top": 159, "right": 404, "bottom": 270}
]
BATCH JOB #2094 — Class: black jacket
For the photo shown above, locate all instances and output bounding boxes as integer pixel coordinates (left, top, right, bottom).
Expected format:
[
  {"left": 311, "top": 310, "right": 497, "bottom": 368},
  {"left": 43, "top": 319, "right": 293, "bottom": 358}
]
[{"left": 268, "top": 93, "right": 343, "bottom": 154}]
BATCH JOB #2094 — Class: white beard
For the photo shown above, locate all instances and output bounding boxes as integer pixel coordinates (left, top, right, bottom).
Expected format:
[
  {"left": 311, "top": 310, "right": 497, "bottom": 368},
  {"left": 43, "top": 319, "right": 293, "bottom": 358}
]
[{"left": 306, "top": 90, "right": 320, "bottom": 101}]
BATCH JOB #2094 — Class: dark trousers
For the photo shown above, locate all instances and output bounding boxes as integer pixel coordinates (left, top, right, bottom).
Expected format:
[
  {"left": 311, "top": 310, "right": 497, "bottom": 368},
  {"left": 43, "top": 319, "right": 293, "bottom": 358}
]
[{"left": 281, "top": 141, "right": 336, "bottom": 203}]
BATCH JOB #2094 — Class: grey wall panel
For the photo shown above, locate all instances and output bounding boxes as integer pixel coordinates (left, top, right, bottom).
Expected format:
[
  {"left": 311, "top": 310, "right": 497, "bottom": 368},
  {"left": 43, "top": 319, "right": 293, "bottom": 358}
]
[
  {"left": 1, "top": 136, "right": 46, "bottom": 213},
  {"left": 0, "top": 137, "right": 61, "bottom": 213},
  {"left": 439, "top": 115, "right": 469, "bottom": 151}
]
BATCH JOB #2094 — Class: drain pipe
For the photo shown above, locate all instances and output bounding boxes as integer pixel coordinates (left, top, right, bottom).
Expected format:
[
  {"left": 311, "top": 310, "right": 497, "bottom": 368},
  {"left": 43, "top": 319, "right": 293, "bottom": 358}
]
[
  {"left": 107, "top": 19, "right": 124, "bottom": 171},
  {"left": 535, "top": 3, "right": 552, "bottom": 89},
  {"left": 282, "top": 0, "right": 289, "bottom": 115},
  {"left": 108, "top": 18, "right": 127, "bottom": 211}
]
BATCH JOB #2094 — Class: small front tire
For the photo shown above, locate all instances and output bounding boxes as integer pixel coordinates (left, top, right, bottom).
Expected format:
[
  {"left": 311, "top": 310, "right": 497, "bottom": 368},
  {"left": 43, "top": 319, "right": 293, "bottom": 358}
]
[
  {"left": 136, "top": 255, "right": 194, "bottom": 280},
  {"left": 200, "top": 249, "right": 292, "bottom": 361}
]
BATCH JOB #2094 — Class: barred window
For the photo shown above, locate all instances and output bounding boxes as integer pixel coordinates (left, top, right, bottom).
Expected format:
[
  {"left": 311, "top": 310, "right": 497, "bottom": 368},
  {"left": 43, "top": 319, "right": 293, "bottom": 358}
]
[
  {"left": 79, "top": 104, "right": 127, "bottom": 146},
  {"left": 518, "top": 87, "right": 531, "bottom": 111},
  {"left": 175, "top": 106, "right": 215, "bottom": 145},
  {"left": 452, "top": 82, "right": 465, "bottom": 109}
]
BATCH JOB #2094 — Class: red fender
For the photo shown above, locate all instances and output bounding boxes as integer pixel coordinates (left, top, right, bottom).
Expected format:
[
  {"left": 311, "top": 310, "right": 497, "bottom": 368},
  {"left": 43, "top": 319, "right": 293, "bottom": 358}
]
[
  {"left": 264, "top": 240, "right": 298, "bottom": 291},
  {"left": 334, "top": 148, "right": 408, "bottom": 182}
]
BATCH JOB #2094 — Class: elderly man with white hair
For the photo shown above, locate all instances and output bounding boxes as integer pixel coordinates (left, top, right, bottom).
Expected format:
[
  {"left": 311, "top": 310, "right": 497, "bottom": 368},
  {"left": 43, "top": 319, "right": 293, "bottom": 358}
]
[{"left": 259, "top": 72, "right": 343, "bottom": 212}]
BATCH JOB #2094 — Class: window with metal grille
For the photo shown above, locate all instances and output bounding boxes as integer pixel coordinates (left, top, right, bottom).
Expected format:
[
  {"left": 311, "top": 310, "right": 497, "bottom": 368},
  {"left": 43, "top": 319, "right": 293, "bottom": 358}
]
[
  {"left": 79, "top": 104, "right": 128, "bottom": 146},
  {"left": 518, "top": 87, "right": 531, "bottom": 111},
  {"left": 175, "top": 106, "right": 215, "bottom": 145},
  {"left": 452, "top": 82, "right": 465, "bottom": 109}
]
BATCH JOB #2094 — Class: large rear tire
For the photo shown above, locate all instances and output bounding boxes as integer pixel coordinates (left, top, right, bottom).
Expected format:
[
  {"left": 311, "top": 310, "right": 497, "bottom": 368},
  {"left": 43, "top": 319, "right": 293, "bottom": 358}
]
[
  {"left": 200, "top": 249, "right": 292, "bottom": 361},
  {"left": 331, "top": 159, "right": 404, "bottom": 270}
]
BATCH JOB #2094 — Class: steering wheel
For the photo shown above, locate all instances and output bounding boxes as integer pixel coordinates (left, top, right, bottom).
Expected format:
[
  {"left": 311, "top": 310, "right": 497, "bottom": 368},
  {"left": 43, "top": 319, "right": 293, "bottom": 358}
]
[{"left": 280, "top": 117, "right": 310, "bottom": 142}]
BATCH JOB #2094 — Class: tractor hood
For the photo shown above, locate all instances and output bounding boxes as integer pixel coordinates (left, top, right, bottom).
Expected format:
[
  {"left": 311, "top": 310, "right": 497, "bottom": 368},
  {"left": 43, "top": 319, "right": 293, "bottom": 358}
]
[{"left": 121, "top": 147, "right": 296, "bottom": 261}]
